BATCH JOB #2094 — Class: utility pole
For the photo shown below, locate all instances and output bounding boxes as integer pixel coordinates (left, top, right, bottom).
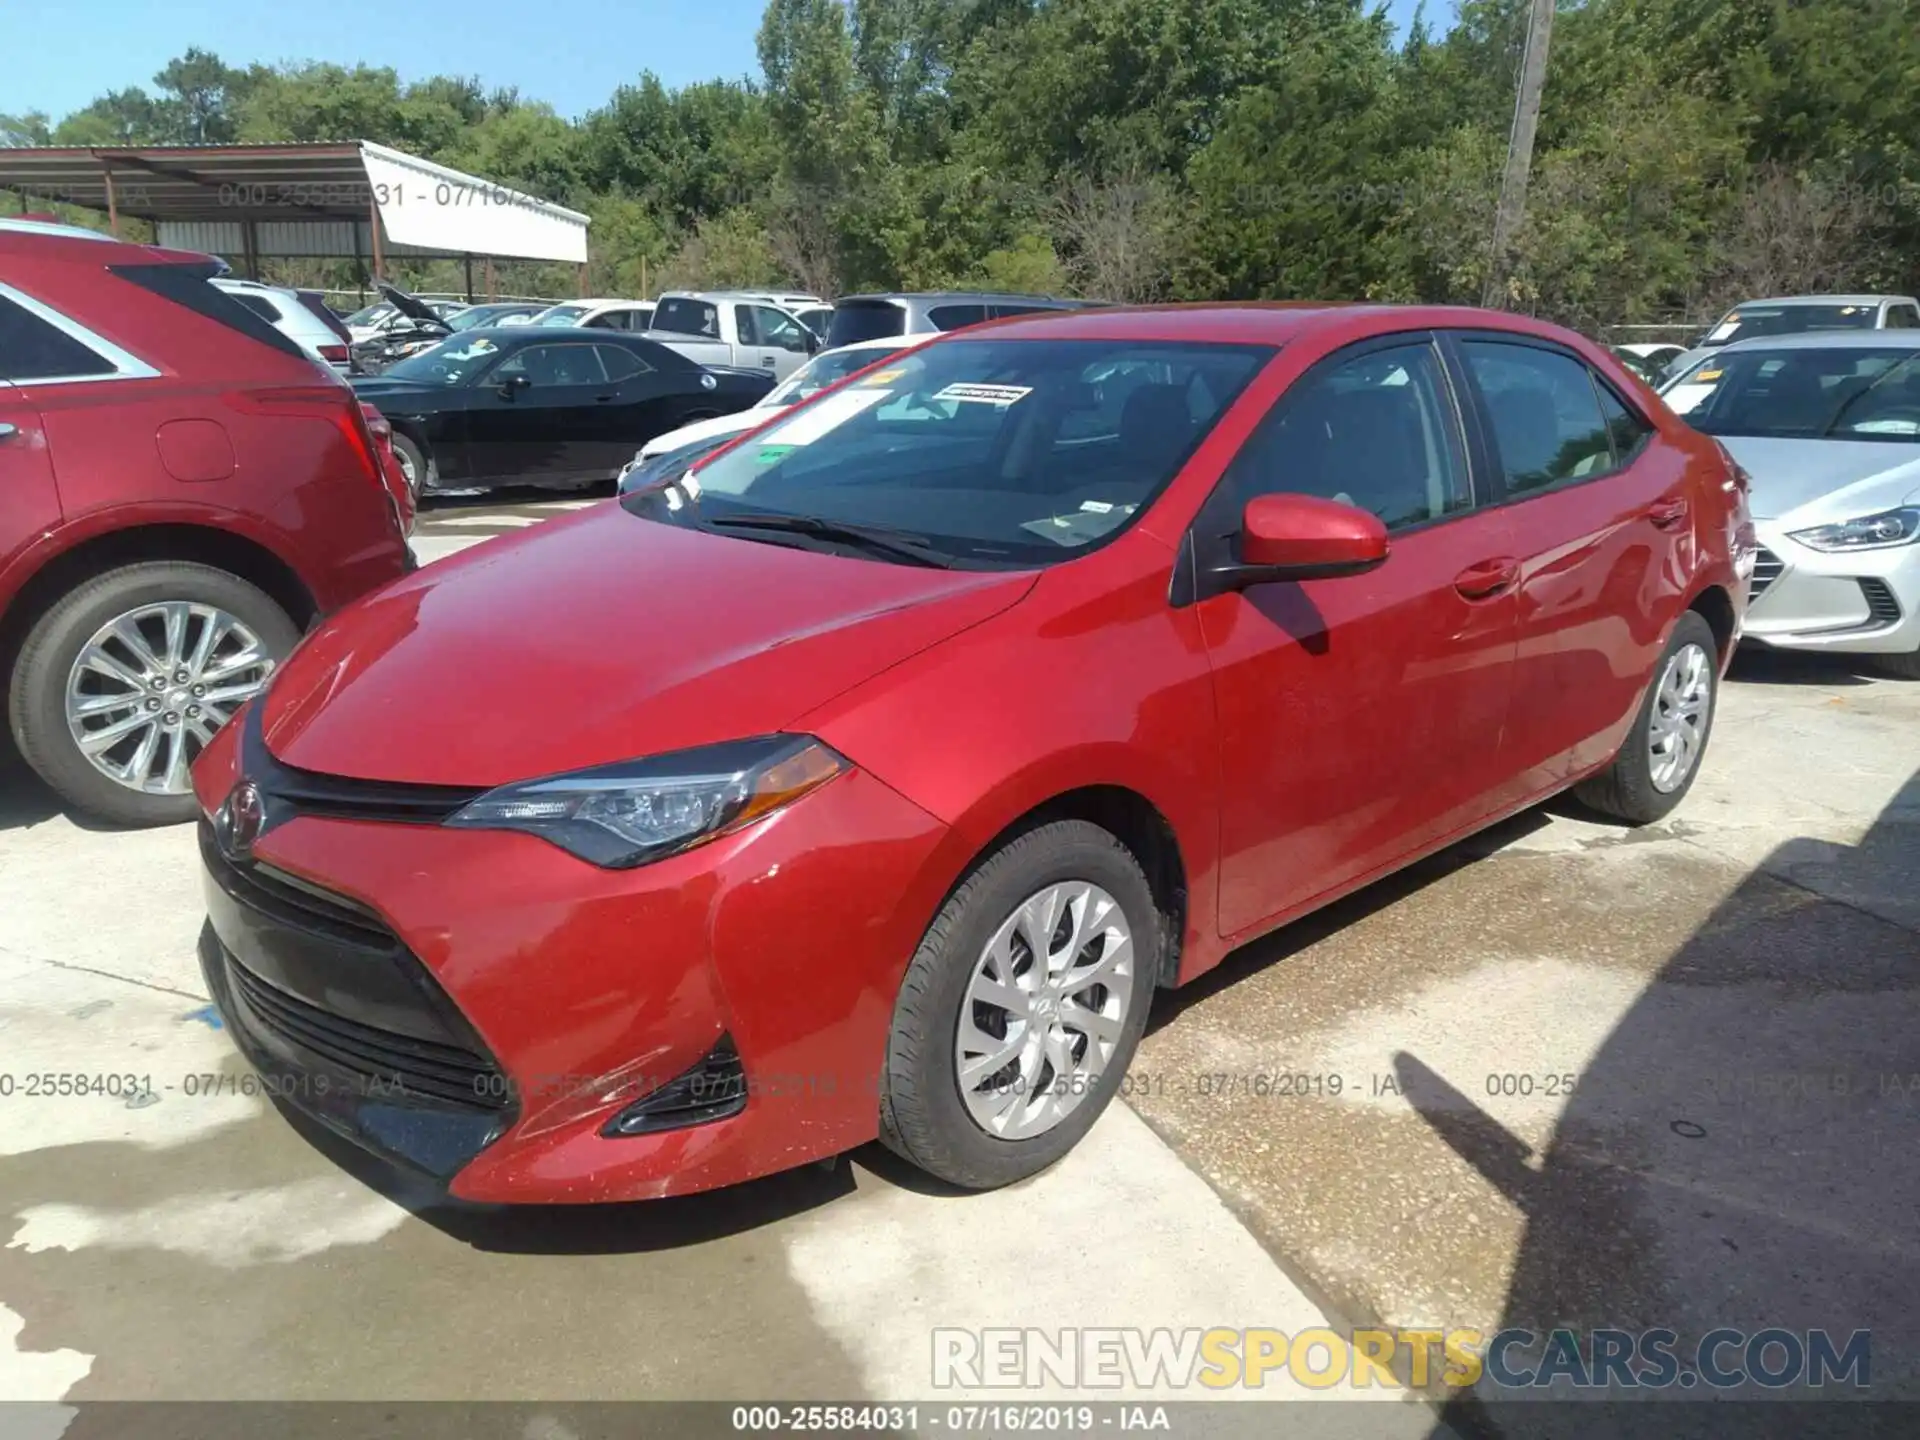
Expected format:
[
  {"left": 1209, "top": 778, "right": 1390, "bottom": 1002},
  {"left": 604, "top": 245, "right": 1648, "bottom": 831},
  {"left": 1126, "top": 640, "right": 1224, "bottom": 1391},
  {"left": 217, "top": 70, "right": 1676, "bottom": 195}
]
[{"left": 1483, "top": 0, "right": 1556, "bottom": 309}]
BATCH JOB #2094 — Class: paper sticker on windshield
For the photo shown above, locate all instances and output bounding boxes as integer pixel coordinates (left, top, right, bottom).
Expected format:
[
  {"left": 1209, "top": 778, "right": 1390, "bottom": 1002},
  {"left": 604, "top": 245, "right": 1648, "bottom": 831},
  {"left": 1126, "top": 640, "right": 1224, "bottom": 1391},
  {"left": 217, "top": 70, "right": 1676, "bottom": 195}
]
[
  {"left": 861, "top": 368, "right": 907, "bottom": 385},
  {"left": 1663, "top": 383, "right": 1714, "bottom": 414},
  {"left": 934, "top": 382, "right": 1032, "bottom": 406},
  {"left": 1693, "top": 369, "right": 1723, "bottom": 382},
  {"left": 1707, "top": 321, "right": 1740, "bottom": 342}
]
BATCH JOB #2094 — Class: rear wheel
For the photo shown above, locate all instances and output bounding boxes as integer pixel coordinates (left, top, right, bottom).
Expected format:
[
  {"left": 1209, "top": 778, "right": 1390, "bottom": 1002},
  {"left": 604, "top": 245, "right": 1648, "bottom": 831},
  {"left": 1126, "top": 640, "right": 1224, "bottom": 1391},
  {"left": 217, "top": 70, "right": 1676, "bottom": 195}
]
[
  {"left": 8, "top": 562, "right": 297, "bottom": 826},
  {"left": 390, "top": 432, "right": 430, "bottom": 502},
  {"left": 1574, "top": 610, "right": 1719, "bottom": 824},
  {"left": 879, "top": 820, "right": 1159, "bottom": 1190}
]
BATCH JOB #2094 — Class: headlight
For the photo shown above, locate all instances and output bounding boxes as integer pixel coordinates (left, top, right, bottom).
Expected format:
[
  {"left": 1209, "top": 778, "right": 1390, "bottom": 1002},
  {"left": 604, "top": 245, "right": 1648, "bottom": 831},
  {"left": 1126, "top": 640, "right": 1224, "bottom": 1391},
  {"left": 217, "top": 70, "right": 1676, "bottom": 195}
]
[
  {"left": 1787, "top": 507, "right": 1920, "bottom": 552},
  {"left": 445, "top": 735, "right": 847, "bottom": 867}
]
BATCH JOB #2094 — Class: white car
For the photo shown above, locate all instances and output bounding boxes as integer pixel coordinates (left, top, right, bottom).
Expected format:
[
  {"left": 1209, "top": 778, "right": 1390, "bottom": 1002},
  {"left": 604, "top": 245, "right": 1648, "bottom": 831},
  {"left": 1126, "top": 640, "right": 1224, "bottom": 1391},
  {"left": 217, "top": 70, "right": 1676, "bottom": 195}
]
[
  {"left": 342, "top": 297, "right": 467, "bottom": 343},
  {"left": 212, "top": 278, "right": 354, "bottom": 373},
  {"left": 1661, "top": 330, "right": 1920, "bottom": 676},
  {"left": 643, "top": 334, "right": 916, "bottom": 458},
  {"left": 527, "top": 298, "right": 655, "bottom": 332},
  {"left": 618, "top": 334, "right": 917, "bottom": 495},
  {"left": 1666, "top": 294, "right": 1920, "bottom": 378}
]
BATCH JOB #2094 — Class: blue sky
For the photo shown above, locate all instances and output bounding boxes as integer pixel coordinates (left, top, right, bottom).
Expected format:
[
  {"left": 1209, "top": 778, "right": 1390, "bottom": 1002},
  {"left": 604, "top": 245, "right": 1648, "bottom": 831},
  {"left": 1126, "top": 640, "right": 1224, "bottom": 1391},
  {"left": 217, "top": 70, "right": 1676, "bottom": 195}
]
[{"left": 12, "top": 0, "right": 1448, "bottom": 125}]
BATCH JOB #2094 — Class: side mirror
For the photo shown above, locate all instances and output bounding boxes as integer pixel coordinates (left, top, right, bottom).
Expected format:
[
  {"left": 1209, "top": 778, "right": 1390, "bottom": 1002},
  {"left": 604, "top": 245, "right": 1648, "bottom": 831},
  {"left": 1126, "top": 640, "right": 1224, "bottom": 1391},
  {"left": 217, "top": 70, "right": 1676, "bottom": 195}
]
[
  {"left": 803, "top": 329, "right": 821, "bottom": 354},
  {"left": 496, "top": 372, "right": 532, "bottom": 399},
  {"left": 1211, "top": 493, "right": 1388, "bottom": 591}
]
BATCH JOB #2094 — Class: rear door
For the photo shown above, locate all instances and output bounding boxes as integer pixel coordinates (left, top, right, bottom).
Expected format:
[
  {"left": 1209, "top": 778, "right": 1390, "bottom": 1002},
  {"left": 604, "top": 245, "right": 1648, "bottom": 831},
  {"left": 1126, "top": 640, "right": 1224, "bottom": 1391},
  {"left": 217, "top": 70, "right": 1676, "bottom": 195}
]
[
  {"left": 1193, "top": 333, "right": 1522, "bottom": 936},
  {"left": 1448, "top": 333, "right": 1687, "bottom": 788},
  {"left": 0, "top": 380, "right": 60, "bottom": 599}
]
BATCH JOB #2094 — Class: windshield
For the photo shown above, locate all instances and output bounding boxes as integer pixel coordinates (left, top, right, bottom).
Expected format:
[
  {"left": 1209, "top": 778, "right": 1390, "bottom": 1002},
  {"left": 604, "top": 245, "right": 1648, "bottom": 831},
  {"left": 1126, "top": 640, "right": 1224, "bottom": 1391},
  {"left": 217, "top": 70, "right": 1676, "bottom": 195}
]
[
  {"left": 623, "top": 337, "right": 1271, "bottom": 567},
  {"left": 449, "top": 305, "right": 520, "bottom": 331},
  {"left": 345, "top": 302, "right": 395, "bottom": 326},
  {"left": 760, "top": 346, "right": 902, "bottom": 408},
  {"left": 381, "top": 334, "right": 507, "bottom": 386},
  {"left": 1663, "top": 346, "right": 1920, "bottom": 441},
  {"left": 826, "top": 300, "right": 906, "bottom": 349},
  {"left": 1699, "top": 303, "right": 1880, "bottom": 347},
  {"left": 535, "top": 305, "right": 588, "bottom": 327}
]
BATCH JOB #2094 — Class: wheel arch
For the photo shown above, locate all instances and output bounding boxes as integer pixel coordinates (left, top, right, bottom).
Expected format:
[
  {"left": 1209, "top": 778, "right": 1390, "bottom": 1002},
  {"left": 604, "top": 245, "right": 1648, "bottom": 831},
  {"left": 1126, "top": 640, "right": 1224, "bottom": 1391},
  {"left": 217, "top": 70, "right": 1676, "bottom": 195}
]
[
  {"left": 936, "top": 784, "right": 1191, "bottom": 989},
  {"left": 1687, "top": 581, "right": 1738, "bottom": 666},
  {"left": 1, "top": 523, "right": 318, "bottom": 689}
]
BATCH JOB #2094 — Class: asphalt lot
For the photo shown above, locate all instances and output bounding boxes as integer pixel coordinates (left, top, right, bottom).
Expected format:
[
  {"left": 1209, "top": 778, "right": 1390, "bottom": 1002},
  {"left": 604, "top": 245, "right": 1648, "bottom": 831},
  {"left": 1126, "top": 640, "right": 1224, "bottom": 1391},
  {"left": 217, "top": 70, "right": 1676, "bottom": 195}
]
[{"left": 2, "top": 489, "right": 1915, "bottom": 1433}]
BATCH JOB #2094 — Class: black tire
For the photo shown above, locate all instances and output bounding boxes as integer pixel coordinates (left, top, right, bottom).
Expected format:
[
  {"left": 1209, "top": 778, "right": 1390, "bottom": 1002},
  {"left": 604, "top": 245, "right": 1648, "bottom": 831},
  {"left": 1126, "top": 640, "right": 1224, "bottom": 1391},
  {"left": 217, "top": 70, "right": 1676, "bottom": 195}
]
[
  {"left": 390, "top": 432, "right": 430, "bottom": 502},
  {"left": 1573, "top": 610, "right": 1720, "bottom": 825},
  {"left": 7, "top": 562, "right": 299, "bottom": 827},
  {"left": 878, "top": 819, "right": 1160, "bottom": 1190}
]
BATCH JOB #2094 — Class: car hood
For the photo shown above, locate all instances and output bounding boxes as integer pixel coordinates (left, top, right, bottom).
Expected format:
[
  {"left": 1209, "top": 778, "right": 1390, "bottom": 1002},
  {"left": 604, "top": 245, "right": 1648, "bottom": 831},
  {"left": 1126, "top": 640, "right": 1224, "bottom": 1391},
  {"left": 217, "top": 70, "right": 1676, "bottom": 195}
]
[
  {"left": 1714, "top": 436, "right": 1920, "bottom": 521},
  {"left": 379, "top": 282, "right": 449, "bottom": 329},
  {"left": 639, "top": 408, "right": 768, "bottom": 460},
  {"left": 259, "top": 504, "right": 1037, "bottom": 786}
]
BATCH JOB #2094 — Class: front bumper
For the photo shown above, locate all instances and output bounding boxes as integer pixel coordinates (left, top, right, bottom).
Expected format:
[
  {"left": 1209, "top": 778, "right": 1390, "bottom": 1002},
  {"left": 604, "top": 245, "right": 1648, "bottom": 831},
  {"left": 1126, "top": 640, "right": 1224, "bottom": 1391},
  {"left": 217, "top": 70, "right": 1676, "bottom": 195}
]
[
  {"left": 1742, "top": 520, "right": 1920, "bottom": 656},
  {"left": 192, "top": 718, "right": 951, "bottom": 1203}
]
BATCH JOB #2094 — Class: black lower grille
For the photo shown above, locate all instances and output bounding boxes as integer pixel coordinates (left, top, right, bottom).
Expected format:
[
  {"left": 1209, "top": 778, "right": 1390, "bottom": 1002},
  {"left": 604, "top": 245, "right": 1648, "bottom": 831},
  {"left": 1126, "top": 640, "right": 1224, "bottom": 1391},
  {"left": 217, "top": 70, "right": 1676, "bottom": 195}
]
[
  {"left": 223, "top": 954, "right": 508, "bottom": 1111},
  {"left": 604, "top": 1036, "right": 747, "bottom": 1136},
  {"left": 1859, "top": 577, "right": 1902, "bottom": 628},
  {"left": 1749, "top": 546, "right": 1784, "bottom": 600}
]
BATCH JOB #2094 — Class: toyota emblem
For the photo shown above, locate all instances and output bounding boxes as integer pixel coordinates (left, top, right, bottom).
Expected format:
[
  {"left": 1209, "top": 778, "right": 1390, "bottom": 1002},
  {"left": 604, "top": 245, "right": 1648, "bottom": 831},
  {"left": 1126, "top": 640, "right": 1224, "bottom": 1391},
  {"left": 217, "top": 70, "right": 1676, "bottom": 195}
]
[{"left": 216, "top": 781, "right": 267, "bottom": 861}]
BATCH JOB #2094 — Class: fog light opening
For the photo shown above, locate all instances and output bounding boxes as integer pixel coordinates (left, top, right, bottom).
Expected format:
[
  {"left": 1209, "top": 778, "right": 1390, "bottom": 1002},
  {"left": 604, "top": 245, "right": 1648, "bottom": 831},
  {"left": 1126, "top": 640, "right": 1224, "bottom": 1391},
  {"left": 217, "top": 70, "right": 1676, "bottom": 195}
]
[{"left": 603, "top": 1035, "right": 748, "bottom": 1137}]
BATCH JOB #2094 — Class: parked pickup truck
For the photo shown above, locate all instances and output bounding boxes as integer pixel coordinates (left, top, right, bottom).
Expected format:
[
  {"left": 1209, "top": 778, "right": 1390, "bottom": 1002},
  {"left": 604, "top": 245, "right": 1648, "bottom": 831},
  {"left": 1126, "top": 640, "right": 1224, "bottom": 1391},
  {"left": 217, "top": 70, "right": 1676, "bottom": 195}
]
[{"left": 642, "top": 291, "right": 821, "bottom": 380}]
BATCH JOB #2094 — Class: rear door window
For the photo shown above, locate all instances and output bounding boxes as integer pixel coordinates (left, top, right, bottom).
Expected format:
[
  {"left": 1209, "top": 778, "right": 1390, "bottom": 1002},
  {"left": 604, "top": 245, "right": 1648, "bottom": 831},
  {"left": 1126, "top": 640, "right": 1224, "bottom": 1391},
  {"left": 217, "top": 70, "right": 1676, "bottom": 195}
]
[
  {"left": 825, "top": 300, "right": 907, "bottom": 348},
  {"left": 653, "top": 297, "right": 721, "bottom": 338},
  {"left": 1460, "top": 340, "right": 1615, "bottom": 496},
  {"left": 928, "top": 304, "right": 989, "bottom": 330}
]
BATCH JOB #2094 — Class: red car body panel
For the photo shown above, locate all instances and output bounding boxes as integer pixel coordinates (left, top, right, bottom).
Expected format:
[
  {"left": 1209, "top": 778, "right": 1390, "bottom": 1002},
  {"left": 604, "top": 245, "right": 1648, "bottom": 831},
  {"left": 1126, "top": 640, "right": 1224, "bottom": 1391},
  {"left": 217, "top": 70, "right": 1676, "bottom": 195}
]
[
  {"left": 0, "top": 226, "right": 410, "bottom": 632},
  {"left": 192, "top": 302, "right": 1748, "bottom": 1202}
]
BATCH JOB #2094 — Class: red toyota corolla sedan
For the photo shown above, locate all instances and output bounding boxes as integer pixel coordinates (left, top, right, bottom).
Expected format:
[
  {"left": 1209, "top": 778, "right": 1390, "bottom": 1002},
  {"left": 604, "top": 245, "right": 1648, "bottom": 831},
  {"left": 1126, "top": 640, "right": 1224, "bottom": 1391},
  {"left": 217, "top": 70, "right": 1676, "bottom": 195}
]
[{"left": 192, "top": 304, "right": 1753, "bottom": 1202}]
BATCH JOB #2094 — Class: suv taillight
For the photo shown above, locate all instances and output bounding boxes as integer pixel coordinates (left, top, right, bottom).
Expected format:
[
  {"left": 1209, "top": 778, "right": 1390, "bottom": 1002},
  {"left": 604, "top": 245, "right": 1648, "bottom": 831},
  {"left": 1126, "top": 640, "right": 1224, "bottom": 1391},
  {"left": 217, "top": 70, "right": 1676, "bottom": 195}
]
[{"left": 318, "top": 343, "right": 350, "bottom": 364}]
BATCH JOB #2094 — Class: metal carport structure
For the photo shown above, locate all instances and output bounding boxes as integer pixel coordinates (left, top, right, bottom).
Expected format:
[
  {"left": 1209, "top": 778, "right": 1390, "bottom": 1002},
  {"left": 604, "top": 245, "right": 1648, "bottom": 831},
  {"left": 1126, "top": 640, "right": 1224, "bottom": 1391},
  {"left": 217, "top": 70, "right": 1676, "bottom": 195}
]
[{"left": 0, "top": 141, "right": 591, "bottom": 296}]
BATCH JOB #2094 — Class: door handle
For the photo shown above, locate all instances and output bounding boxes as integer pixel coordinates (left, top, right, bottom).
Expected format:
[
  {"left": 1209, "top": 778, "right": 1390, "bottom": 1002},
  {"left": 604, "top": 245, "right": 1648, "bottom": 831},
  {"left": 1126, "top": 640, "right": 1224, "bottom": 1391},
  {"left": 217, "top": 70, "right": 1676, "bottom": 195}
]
[
  {"left": 1454, "top": 556, "right": 1520, "bottom": 601},
  {"left": 1647, "top": 495, "right": 1690, "bottom": 530},
  {"left": 0, "top": 423, "right": 17, "bottom": 439},
  {"left": 593, "top": 393, "right": 617, "bottom": 403}
]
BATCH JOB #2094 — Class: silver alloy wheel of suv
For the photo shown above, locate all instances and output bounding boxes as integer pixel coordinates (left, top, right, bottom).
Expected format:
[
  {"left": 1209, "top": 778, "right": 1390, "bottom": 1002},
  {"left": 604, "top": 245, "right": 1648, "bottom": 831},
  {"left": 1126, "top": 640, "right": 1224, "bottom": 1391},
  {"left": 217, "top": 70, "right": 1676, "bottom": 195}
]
[{"left": 63, "top": 601, "right": 276, "bottom": 795}]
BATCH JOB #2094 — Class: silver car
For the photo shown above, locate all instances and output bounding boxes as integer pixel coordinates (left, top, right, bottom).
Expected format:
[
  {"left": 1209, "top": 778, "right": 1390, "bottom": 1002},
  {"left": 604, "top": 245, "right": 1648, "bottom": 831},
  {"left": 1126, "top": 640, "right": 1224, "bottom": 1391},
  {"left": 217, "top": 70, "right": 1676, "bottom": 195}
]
[{"left": 1661, "top": 331, "right": 1920, "bottom": 675}]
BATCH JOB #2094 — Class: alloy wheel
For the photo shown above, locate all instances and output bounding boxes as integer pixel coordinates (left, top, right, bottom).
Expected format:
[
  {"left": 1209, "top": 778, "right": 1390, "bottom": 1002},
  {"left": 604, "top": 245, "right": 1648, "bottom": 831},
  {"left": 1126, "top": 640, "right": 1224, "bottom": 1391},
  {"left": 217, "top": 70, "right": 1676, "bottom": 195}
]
[
  {"left": 1647, "top": 640, "right": 1712, "bottom": 793},
  {"left": 955, "top": 880, "right": 1135, "bottom": 1140},
  {"left": 63, "top": 602, "right": 275, "bottom": 795}
]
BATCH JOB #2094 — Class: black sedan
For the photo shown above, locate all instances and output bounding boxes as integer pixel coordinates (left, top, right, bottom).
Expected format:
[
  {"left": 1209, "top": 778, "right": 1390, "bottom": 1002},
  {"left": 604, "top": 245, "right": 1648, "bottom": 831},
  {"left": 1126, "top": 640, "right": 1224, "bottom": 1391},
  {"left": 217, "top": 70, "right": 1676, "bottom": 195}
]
[{"left": 351, "top": 328, "right": 774, "bottom": 497}]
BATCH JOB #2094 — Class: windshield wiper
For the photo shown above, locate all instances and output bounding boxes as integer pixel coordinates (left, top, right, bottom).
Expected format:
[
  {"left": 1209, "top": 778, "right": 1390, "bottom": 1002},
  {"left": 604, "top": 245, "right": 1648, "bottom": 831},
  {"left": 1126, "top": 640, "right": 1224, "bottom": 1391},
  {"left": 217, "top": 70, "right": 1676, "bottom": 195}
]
[{"left": 706, "top": 513, "right": 957, "bottom": 568}]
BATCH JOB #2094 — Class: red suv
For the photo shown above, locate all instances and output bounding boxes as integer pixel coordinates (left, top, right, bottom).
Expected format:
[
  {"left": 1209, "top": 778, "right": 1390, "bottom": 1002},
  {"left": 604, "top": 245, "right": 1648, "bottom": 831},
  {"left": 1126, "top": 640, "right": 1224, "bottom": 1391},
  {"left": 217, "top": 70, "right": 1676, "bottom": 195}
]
[
  {"left": 193, "top": 304, "right": 1752, "bottom": 1202},
  {"left": 1, "top": 220, "right": 413, "bottom": 825}
]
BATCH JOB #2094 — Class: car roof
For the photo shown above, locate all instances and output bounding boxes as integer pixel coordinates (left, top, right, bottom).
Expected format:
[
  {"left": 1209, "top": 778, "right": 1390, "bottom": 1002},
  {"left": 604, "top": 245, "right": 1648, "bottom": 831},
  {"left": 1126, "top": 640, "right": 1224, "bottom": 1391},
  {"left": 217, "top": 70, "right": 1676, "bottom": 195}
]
[
  {"left": 1731, "top": 294, "right": 1914, "bottom": 308},
  {"left": 836, "top": 291, "right": 1085, "bottom": 305},
  {"left": 950, "top": 301, "right": 1607, "bottom": 348},
  {"left": 0, "top": 219, "right": 213, "bottom": 265},
  {"left": 1711, "top": 330, "right": 1920, "bottom": 354}
]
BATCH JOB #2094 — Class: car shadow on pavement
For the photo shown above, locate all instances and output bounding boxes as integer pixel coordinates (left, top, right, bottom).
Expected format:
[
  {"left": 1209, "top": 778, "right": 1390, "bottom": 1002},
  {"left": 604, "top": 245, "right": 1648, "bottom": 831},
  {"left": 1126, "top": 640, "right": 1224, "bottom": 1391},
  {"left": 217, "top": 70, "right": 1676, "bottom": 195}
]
[
  {"left": 0, "top": 757, "right": 122, "bottom": 834},
  {"left": 1146, "top": 807, "right": 1559, "bottom": 1036},
  {"left": 1409, "top": 770, "right": 1920, "bottom": 1439},
  {"left": 1727, "top": 647, "right": 1892, "bottom": 688},
  {"left": 274, "top": 1101, "right": 860, "bottom": 1254}
]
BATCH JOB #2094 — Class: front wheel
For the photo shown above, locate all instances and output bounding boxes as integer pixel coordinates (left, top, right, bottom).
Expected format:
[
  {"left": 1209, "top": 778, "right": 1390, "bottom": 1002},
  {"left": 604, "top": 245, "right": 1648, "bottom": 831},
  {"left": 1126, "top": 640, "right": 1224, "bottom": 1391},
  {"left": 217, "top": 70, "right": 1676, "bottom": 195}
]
[
  {"left": 8, "top": 562, "right": 298, "bottom": 826},
  {"left": 1573, "top": 610, "right": 1719, "bottom": 824},
  {"left": 879, "top": 819, "right": 1160, "bottom": 1190}
]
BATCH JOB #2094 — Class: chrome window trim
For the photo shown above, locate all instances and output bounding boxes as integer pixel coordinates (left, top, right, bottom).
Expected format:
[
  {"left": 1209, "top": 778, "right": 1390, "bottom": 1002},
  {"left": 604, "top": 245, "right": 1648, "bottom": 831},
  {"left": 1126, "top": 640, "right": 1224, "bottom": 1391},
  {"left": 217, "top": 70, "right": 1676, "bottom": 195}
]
[{"left": 0, "top": 280, "right": 163, "bottom": 385}]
